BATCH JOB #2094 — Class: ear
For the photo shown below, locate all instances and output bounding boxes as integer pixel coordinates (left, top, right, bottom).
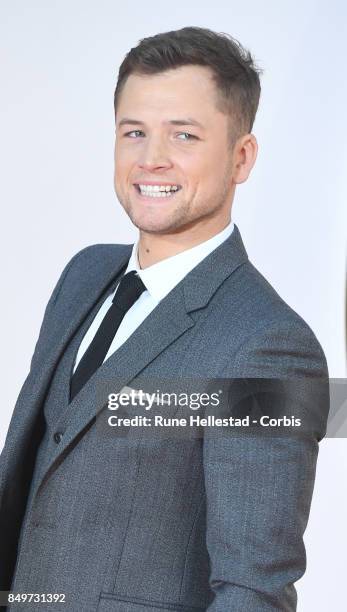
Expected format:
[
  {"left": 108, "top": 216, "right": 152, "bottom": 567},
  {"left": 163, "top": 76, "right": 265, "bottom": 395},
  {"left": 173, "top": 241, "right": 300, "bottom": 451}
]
[{"left": 233, "top": 133, "right": 258, "bottom": 184}]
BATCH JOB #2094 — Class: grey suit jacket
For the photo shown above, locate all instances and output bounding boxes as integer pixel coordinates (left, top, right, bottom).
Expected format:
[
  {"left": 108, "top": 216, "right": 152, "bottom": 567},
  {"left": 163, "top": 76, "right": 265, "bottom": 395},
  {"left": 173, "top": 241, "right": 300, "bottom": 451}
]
[{"left": 0, "top": 225, "right": 329, "bottom": 611}]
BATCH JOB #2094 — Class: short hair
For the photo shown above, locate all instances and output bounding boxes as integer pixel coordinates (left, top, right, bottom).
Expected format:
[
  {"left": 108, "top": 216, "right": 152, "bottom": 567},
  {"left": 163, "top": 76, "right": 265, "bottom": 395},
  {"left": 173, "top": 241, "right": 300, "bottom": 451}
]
[{"left": 114, "top": 26, "right": 263, "bottom": 147}]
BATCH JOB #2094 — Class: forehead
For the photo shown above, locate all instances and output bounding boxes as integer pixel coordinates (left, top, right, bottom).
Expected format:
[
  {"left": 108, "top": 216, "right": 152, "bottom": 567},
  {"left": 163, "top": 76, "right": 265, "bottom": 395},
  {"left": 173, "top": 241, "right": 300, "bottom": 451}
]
[{"left": 116, "top": 65, "right": 224, "bottom": 122}]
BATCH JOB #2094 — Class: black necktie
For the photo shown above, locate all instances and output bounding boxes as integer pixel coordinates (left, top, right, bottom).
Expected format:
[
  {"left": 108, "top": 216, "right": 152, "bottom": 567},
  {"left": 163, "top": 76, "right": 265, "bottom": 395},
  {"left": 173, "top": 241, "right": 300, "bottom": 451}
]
[{"left": 70, "top": 270, "right": 146, "bottom": 401}]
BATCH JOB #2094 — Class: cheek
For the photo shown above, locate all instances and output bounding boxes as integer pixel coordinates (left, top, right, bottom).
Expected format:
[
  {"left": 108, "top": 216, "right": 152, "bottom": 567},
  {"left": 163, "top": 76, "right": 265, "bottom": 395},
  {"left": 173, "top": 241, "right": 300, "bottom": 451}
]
[
  {"left": 187, "top": 158, "right": 216, "bottom": 194},
  {"left": 114, "top": 166, "right": 127, "bottom": 196},
  {"left": 114, "top": 155, "right": 133, "bottom": 185},
  {"left": 180, "top": 154, "right": 209, "bottom": 187},
  {"left": 115, "top": 143, "right": 136, "bottom": 169}
]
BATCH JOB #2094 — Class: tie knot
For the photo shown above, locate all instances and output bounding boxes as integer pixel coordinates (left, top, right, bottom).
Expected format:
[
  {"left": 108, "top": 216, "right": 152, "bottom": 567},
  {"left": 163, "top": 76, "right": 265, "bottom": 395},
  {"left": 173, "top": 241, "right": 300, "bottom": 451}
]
[{"left": 112, "top": 270, "right": 146, "bottom": 311}]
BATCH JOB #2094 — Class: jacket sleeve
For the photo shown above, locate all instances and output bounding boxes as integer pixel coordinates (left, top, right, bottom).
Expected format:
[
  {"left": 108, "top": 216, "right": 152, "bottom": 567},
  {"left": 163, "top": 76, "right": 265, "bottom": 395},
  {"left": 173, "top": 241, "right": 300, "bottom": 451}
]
[{"left": 203, "top": 321, "right": 330, "bottom": 611}]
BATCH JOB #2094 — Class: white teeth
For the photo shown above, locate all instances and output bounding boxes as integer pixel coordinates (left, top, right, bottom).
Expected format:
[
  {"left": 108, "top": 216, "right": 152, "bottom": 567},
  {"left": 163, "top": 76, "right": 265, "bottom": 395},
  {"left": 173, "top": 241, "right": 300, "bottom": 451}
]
[
  {"left": 138, "top": 184, "right": 179, "bottom": 191},
  {"left": 137, "top": 184, "right": 180, "bottom": 198},
  {"left": 140, "top": 190, "right": 173, "bottom": 198}
]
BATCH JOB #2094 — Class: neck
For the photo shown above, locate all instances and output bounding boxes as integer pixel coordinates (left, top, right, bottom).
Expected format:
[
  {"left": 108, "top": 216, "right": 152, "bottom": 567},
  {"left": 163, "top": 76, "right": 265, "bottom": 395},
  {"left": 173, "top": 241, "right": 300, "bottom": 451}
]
[{"left": 137, "top": 215, "right": 231, "bottom": 269}]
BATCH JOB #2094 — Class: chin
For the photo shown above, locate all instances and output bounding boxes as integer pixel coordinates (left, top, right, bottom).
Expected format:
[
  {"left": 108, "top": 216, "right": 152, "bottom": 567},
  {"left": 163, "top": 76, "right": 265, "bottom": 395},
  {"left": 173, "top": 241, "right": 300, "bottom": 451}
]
[
  {"left": 132, "top": 218, "right": 178, "bottom": 234},
  {"left": 125, "top": 204, "right": 174, "bottom": 232},
  {"left": 120, "top": 195, "right": 192, "bottom": 234}
]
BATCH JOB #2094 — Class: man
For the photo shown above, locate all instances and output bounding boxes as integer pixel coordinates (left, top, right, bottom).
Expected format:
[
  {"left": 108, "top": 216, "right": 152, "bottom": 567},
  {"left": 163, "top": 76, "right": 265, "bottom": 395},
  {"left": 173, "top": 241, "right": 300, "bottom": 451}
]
[{"left": 0, "top": 26, "right": 329, "bottom": 611}]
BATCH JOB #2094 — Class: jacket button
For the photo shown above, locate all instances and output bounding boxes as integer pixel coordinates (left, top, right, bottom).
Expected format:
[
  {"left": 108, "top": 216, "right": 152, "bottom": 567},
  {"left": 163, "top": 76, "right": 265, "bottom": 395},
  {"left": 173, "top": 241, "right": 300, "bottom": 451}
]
[{"left": 53, "top": 431, "right": 63, "bottom": 444}]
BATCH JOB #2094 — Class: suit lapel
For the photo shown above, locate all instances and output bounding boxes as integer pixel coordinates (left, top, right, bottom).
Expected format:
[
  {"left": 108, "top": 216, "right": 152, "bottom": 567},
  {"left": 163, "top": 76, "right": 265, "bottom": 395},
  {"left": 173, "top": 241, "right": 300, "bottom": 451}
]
[
  {"left": 5, "top": 245, "right": 132, "bottom": 477},
  {"left": 40, "top": 245, "right": 132, "bottom": 374},
  {"left": 35, "top": 224, "right": 249, "bottom": 494}
]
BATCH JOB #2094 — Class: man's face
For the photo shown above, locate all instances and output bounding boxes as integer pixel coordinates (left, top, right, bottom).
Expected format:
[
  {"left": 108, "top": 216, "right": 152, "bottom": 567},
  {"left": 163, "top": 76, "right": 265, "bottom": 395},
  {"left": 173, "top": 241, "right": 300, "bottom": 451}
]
[{"left": 114, "top": 65, "right": 238, "bottom": 234}]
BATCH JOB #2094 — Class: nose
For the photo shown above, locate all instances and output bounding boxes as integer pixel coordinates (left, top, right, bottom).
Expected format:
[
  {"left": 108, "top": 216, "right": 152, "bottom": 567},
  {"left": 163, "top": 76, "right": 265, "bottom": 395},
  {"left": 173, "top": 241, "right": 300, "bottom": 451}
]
[{"left": 137, "top": 136, "right": 173, "bottom": 172}]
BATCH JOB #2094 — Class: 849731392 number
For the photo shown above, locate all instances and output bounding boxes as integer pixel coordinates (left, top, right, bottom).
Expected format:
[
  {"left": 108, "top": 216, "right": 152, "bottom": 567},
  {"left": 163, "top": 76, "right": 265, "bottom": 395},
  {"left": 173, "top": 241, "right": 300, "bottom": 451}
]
[{"left": 7, "top": 593, "right": 66, "bottom": 604}]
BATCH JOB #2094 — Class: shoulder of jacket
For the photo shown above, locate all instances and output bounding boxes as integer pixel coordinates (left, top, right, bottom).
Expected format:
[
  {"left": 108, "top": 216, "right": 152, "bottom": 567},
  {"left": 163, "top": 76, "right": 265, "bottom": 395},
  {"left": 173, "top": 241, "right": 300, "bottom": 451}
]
[
  {"left": 70, "top": 242, "right": 132, "bottom": 265},
  {"left": 231, "top": 260, "right": 309, "bottom": 325},
  {"left": 49, "top": 243, "right": 132, "bottom": 306},
  {"left": 225, "top": 260, "right": 327, "bottom": 365}
]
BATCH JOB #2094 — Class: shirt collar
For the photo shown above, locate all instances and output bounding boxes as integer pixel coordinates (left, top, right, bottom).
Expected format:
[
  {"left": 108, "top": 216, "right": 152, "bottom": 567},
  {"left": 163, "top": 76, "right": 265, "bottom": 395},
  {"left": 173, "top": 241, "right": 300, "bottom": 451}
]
[{"left": 125, "top": 220, "right": 234, "bottom": 303}]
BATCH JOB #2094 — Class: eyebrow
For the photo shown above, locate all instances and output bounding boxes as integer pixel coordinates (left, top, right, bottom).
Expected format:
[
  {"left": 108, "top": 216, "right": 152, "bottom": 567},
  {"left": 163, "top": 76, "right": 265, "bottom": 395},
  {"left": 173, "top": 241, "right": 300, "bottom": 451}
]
[{"left": 117, "top": 117, "right": 205, "bottom": 129}]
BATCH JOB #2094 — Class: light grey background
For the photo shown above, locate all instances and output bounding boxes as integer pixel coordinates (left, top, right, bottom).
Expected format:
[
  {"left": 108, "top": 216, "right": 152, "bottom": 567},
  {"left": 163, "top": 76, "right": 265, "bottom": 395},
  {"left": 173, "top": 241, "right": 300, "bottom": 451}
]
[{"left": 1, "top": 1, "right": 346, "bottom": 609}]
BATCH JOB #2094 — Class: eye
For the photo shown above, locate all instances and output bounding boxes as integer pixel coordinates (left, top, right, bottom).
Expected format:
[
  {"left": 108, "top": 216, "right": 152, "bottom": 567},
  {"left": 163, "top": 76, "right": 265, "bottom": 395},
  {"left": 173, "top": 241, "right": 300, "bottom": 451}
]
[
  {"left": 124, "top": 130, "right": 145, "bottom": 138},
  {"left": 176, "top": 132, "right": 198, "bottom": 141}
]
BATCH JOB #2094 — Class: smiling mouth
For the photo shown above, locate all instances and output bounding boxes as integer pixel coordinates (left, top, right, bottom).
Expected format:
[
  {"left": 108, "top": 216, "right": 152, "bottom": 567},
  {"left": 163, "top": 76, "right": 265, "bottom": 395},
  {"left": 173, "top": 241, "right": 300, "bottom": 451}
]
[{"left": 134, "top": 184, "right": 182, "bottom": 198}]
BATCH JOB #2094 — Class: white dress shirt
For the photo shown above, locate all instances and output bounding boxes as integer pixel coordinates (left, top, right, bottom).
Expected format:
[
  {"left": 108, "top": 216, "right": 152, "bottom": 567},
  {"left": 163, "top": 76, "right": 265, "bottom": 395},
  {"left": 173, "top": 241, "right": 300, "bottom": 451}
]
[{"left": 73, "top": 220, "right": 234, "bottom": 372}]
